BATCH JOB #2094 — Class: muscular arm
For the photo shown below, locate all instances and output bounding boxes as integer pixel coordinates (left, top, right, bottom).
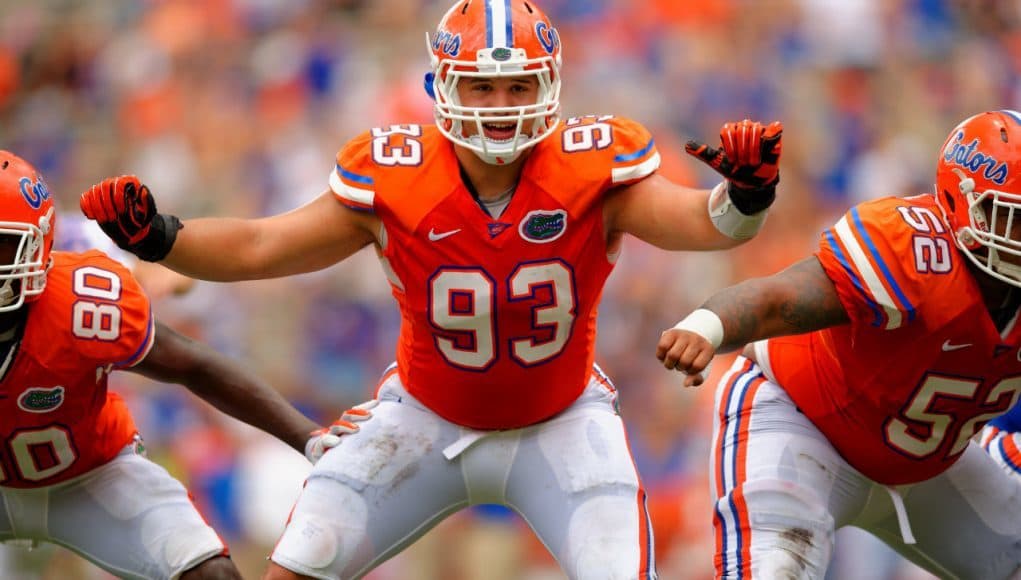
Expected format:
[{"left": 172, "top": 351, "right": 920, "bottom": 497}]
[
  {"left": 602, "top": 174, "right": 742, "bottom": 251},
  {"left": 657, "top": 256, "right": 850, "bottom": 386},
  {"left": 707, "top": 256, "right": 850, "bottom": 352},
  {"left": 164, "top": 192, "right": 379, "bottom": 281},
  {"left": 131, "top": 322, "right": 319, "bottom": 454}
]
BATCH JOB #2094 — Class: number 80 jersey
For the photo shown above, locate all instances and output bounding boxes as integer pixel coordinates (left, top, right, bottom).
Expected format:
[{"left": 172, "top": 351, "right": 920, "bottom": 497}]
[
  {"left": 0, "top": 251, "right": 151, "bottom": 488},
  {"left": 760, "top": 194, "right": 1021, "bottom": 484},
  {"left": 331, "top": 117, "right": 660, "bottom": 429}
]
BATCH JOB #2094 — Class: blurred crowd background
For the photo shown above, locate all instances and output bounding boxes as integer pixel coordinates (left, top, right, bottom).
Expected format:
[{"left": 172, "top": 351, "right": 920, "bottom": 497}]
[{"left": 1, "top": 0, "right": 1018, "bottom": 578}]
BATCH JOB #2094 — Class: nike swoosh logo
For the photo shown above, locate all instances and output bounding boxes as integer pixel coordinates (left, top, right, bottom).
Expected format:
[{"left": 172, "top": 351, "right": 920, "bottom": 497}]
[
  {"left": 942, "top": 340, "right": 972, "bottom": 352},
  {"left": 428, "top": 228, "right": 461, "bottom": 242}
]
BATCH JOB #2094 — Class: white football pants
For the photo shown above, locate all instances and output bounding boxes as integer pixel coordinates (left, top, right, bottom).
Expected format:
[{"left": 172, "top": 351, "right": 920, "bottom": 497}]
[
  {"left": 0, "top": 442, "right": 227, "bottom": 580},
  {"left": 712, "top": 356, "right": 1021, "bottom": 580},
  {"left": 271, "top": 366, "right": 657, "bottom": 580}
]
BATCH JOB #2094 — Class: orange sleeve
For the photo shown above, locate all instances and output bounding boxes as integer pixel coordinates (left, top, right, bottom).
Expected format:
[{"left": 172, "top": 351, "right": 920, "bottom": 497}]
[
  {"left": 71, "top": 252, "right": 154, "bottom": 368},
  {"left": 603, "top": 116, "right": 661, "bottom": 186},
  {"left": 555, "top": 115, "right": 660, "bottom": 188},
  {"left": 329, "top": 126, "right": 429, "bottom": 213},
  {"left": 329, "top": 130, "right": 377, "bottom": 212},
  {"left": 814, "top": 198, "right": 927, "bottom": 332}
]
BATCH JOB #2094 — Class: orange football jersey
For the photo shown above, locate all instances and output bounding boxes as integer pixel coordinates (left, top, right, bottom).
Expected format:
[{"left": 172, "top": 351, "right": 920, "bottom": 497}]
[
  {"left": 331, "top": 117, "right": 660, "bottom": 429},
  {"left": 762, "top": 194, "right": 1021, "bottom": 484},
  {"left": 0, "top": 250, "right": 152, "bottom": 488}
]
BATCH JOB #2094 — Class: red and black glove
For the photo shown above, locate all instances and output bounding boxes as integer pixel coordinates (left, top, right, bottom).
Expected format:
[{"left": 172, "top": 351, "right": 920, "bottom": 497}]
[
  {"left": 685, "top": 120, "right": 783, "bottom": 215},
  {"left": 80, "top": 175, "right": 182, "bottom": 262}
]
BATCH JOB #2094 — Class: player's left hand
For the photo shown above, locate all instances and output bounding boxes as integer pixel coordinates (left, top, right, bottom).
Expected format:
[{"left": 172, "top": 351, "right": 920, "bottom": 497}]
[
  {"left": 656, "top": 328, "right": 716, "bottom": 388},
  {"left": 304, "top": 400, "right": 378, "bottom": 464},
  {"left": 685, "top": 120, "right": 783, "bottom": 214}
]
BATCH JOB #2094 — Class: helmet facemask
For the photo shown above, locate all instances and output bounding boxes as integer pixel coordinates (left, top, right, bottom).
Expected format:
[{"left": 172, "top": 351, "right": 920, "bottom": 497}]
[
  {"left": 0, "top": 208, "right": 53, "bottom": 312},
  {"left": 947, "top": 167, "right": 1021, "bottom": 288},
  {"left": 428, "top": 42, "right": 561, "bottom": 165}
]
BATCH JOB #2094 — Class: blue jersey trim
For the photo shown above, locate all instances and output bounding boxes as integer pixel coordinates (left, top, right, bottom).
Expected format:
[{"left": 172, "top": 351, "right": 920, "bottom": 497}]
[
  {"left": 850, "top": 208, "right": 915, "bottom": 322},
  {"left": 337, "top": 164, "right": 374, "bottom": 186},
  {"left": 824, "top": 230, "right": 884, "bottom": 327},
  {"left": 115, "top": 309, "right": 154, "bottom": 367},
  {"left": 613, "top": 139, "right": 656, "bottom": 163}
]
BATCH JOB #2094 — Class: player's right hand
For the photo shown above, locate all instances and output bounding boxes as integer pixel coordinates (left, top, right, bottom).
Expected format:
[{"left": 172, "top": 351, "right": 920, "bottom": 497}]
[
  {"left": 304, "top": 400, "right": 379, "bottom": 464},
  {"left": 80, "top": 175, "right": 182, "bottom": 262},
  {"left": 685, "top": 120, "right": 783, "bottom": 215},
  {"left": 656, "top": 328, "right": 716, "bottom": 388},
  {"left": 80, "top": 175, "right": 157, "bottom": 247}
]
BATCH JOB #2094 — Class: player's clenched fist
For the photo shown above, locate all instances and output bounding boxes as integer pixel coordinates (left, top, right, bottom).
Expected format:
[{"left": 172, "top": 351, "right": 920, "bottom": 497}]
[
  {"left": 80, "top": 175, "right": 182, "bottom": 262},
  {"left": 656, "top": 328, "right": 716, "bottom": 388},
  {"left": 685, "top": 120, "right": 783, "bottom": 215}
]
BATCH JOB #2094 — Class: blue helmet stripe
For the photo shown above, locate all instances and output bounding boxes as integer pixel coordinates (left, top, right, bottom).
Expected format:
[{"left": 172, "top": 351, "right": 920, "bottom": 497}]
[
  {"left": 1000, "top": 109, "right": 1021, "bottom": 126},
  {"left": 485, "top": 0, "right": 512, "bottom": 47},
  {"left": 504, "top": 0, "right": 514, "bottom": 47},
  {"left": 485, "top": 0, "right": 493, "bottom": 47}
]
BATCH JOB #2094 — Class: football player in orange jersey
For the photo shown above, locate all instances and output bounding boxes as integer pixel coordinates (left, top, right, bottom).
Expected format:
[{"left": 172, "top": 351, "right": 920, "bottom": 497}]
[
  {"left": 80, "top": 1, "right": 783, "bottom": 578},
  {"left": 657, "top": 110, "right": 1021, "bottom": 579},
  {"left": 0, "top": 151, "right": 356, "bottom": 580}
]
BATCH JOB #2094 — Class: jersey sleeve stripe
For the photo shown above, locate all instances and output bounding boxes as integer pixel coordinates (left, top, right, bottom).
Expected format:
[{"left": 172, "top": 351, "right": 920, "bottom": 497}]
[
  {"left": 823, "top": 230, "right": 885, "bottom": 328},
  {"left": 336, "top": 164, "right": 374, "bottom": 186},
  {"left": 611, "top": 151, "right": 661, "bottom": 184},
  {"left": 849, "top": 208, "right": 916, "bottom": 323},
  {"left": 329, "top": 170, "right": 375, "bottom": 210},
  {"left": 115, "top": 312, "right": 155, "bottom": 368},
  {"left": 832, "top": 217, "right": 903, "bottom": 329},
  {"left": 613, "top": 139, "right": 656, "bottom": 163}
]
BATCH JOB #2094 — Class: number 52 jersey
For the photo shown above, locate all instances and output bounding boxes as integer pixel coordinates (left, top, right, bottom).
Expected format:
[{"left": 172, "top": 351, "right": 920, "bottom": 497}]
[
  {"left": 759, "top": 194, "right": 1021, "bottom": 484},
  {"left": 331, "top": 117, "right": 660, "bottom": 430},
  {"left": 0, "top": 251, "right": 151, "bottom": 488}
]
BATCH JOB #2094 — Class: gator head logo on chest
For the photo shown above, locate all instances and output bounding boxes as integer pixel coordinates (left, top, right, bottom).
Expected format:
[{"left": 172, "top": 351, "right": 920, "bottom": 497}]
[
  {"left": 18, "top": 386, "right": 65, "bottom": 413},
  {"left": 519, "top": 210, "right": 567, "bottom": 243}
]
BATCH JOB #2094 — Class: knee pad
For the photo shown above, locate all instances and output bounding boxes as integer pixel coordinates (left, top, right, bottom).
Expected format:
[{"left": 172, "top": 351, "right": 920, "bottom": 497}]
[
  {"left": 732, "top": 479, "right": 834, "bottom": 580},
  {"left": 272, "top": 479, "right": 368, "bottom": 576},
  {"left": 273, "top": 513, "right": 341, "bottom": 572},
  {"left": 567, "top": 495, "right": 647, "bottom": 579}
]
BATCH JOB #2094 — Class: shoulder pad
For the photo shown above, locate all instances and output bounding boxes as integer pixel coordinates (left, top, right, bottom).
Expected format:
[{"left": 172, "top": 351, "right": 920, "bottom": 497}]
[
  {"left": 50, "top": 251, "right": 154, "bottom": 367},
  {"left": 330, "top": 125, "right": 433, "bottom": 212},
  {"left": 816, "top": 197, "right": 952, "bottom": 331},
  {"left": 552, "top": 115, "right": 660, "bottom": 187}
]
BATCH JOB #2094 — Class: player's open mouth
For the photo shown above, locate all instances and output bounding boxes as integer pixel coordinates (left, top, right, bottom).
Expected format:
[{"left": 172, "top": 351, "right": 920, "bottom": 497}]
[{"left": 482, "top": 122, "right": 517, "bottom": 141}]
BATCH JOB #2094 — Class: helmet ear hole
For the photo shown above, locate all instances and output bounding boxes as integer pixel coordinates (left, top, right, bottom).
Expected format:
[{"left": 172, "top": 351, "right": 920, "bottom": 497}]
[{"left": 942, "top": 189, "right": 956, "bottom": 212}]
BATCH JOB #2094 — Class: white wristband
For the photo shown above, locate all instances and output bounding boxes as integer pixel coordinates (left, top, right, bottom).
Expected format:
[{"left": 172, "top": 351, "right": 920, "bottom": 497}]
[
  {"left": 672, "top": 308, "right": 724, "bottom": 350},
  {"left": 707, "top": 182, "right": 768, "bottom": 240}
]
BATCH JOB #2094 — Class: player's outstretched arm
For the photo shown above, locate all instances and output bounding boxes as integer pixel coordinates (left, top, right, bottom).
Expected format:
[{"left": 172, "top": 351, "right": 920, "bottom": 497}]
[
  {"left": 81, "top": 176, "right": 378, "bottom": 281},
  {"left": 656, "top": 256, "right": 849, "bottom": 387},
  {"left": 606, "top": 120, "right": 782, "bottom": 251},
  {"left": 130, "top": 322, "right": 322, "bottom": 456}
]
